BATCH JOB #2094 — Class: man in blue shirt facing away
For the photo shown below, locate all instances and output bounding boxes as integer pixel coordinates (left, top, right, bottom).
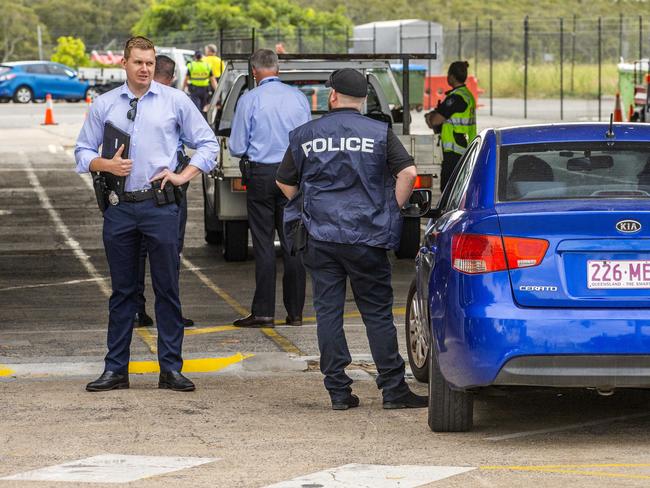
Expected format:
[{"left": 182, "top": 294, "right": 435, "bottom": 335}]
[
  {"left": 229, "top": 49, "right": 310, "bottom": 328},
  {"left": 75, "top": 36, "right": 219, "bottom": 392}
]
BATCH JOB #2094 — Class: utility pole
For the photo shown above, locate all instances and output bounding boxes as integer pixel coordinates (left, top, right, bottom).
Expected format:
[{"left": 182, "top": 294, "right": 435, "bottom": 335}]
[{"left": 37, "top": 25, "right": 43, "bottom": 61}]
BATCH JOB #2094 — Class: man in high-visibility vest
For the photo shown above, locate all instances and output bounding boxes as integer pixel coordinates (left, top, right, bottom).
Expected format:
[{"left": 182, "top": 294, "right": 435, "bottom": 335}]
[
  {"left": 424, "top": 61, "right": 477, "bottom": 191},
  {"left": 183, "top": 51, "right": 215, "bottom": 113},
  {"left": 203, "top": 44, "right": 226, "bottom": 81}
]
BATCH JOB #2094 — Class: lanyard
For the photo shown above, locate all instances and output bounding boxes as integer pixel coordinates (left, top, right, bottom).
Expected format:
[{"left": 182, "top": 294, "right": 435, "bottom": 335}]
[{"left": 259, "top": 77, "right": 280, "bottom": 86}]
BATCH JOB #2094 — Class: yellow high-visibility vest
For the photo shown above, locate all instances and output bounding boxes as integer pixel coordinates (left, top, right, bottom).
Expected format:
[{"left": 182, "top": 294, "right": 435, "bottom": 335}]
[{"left": 441, "top": 85, "right": 477, "bottom": 155}]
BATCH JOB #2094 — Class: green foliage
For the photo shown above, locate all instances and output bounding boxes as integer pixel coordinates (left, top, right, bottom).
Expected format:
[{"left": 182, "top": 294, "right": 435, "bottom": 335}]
[
  {"left": 133, "top": 0, "right": 352, "bottom": 39},
  {"left": 0, "top": 0, "right": 49, "bottom": 62},
  {"left": 32, "top": 0, "right": 149, "bottom": 49},
  {"left": 51, "top": 36, "right": 90, "bottom": 68}
]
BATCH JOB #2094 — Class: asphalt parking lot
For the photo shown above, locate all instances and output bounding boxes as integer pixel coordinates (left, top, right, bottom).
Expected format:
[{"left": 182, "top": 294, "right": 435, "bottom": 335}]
[{"left": 4, "top": 100, "right": 650, "bottom": 488}]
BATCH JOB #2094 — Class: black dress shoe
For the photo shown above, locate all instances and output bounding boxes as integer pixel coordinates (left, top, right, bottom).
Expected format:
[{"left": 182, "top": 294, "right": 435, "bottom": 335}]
[
  {"left": 233, "top": 314, "right": 274, "bottom": 328},
  {"left": 383, "top": 389, "right": 428, "bottom": 409},
  {"left": 159, "top": 371, "right": 195, "bottom": 392},
  {"left": 182, "top": 317, "right": 194, "bottom": 327},
  {"left": 285, "top": 316, "right": 303, "bottom": 326},
  {"left": 86, "top": 371, "right": 129, "bottom": 392},
  {"left": 331, "top": 394, "right": 360, "bottom": 411},
  {"left": 133, "top": 311, "right": 154, "bottom": 328}
]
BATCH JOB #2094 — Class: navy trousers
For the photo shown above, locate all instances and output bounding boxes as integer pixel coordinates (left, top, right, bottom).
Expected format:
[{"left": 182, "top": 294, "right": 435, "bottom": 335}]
[
  {"left": 303, "top": 239, "right": 409, "bottom": 403},
  {"left": 246, "top": 163, "right": 305, "bottom": 318},
  {"left": 102, "top": 199, "right": 183, "bottom": 373},
  {"left": 136, "top": 191, "right": 188, "bottom": 314}
]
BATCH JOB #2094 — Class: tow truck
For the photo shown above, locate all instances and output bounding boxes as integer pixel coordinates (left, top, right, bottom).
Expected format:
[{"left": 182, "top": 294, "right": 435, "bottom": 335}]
[{"left": 204, "top": 53, "right": 442, "bottom": 261}]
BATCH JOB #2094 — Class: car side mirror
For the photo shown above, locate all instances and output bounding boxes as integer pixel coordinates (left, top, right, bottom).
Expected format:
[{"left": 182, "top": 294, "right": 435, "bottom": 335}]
[{"left": 401, "top": 189, "right": 436, "bottom": 218}]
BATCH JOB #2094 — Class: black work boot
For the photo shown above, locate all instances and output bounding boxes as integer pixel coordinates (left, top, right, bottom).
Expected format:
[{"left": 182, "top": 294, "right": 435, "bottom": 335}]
[
  {"left": 383, "top": 389, "right": 428, "bottom": 409},
  {"left": 331, "top": 394, "right": 360, "bottom": 411},
  {"left": 86, "top": 371, "right": 129, "bottom": 392}
]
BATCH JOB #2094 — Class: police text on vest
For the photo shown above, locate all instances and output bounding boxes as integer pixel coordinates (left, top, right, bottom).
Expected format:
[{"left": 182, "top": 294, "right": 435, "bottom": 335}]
[{"left": 301, "top": 137, "right": 375, "bottom": 156}]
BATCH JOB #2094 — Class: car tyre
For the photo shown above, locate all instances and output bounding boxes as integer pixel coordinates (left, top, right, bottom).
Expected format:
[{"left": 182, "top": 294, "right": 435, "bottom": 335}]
[
  {"left": 202, "top": 177, "right": 223, "bottom": 245},
  {"left": 223, "top": 220, "right": 248, "bottom": 261},
  {"left": 428, "top": 344, "right": 473, "bottom": 432},
  {"left": 405, "top": 278, "right": 430, "bottom": 382},
  {"left": 13, "top": 85, "right": 33, "bottom": 104},
  {"left": 395, "top": 217, "right": 420, "bottom": 259}
]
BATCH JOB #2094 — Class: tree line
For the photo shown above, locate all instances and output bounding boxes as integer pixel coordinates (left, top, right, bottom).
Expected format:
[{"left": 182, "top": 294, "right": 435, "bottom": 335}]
[{"left": 1, "top": 0, "right": 647, "bottom": 62}]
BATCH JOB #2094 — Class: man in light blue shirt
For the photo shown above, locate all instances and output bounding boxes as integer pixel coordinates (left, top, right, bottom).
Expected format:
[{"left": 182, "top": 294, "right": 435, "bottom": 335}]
[
  {"left": 75, "top": 36, "right": 218, "bottom": 393},
  {"left": 229, "top": 49, "right": 311, "bottom": 328}
]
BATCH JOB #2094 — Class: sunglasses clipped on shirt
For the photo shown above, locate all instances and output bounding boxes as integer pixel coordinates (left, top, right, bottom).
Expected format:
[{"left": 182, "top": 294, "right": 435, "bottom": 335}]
[{"left": 127, "top": 97, "right": 138, "bottom": 121}]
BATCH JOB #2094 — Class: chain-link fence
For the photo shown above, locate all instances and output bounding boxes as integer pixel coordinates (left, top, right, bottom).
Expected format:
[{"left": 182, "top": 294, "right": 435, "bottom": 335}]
[
  {"left": 442, "top": 15, "right": 648, "bottom": 119},
  {"left": 109, "top": 15, "right": 649, "bottom": 120}
]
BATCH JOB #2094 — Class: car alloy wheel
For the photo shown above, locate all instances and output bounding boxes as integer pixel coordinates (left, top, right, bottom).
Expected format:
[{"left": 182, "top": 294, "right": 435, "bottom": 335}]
[
  {"left": 14, "top": 86, "right": 32, "bottom": 103},
  {"left": 409, "top": 290, "right": 429, "bottom": 369},
  {"left": 405, "top": 278, "right": 430, "bottom": 382}
]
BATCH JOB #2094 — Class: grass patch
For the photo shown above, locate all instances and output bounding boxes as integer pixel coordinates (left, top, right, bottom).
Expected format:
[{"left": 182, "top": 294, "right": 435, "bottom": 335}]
[{"left": 474, "top": 61, "right": 618, "bottom": 98}]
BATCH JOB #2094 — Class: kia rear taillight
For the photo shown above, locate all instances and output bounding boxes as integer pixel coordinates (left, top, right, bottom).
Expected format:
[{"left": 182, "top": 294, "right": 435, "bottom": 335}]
[
  {"left": 502, "top": 236, "right": 548, "bottom": 269},
  {"left": 452, "top": 234, "right": 548, "bottom": 274}
]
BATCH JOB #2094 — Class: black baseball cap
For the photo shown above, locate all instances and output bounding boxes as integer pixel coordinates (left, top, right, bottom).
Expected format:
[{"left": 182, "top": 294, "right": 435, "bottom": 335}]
[{"left": 325, "top": 68, "right": 368, "bottom": 97}]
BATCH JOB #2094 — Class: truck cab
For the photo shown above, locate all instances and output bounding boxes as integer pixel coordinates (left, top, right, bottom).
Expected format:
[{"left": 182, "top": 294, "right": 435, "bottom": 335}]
[{"left": 204, "top": 58, "right": 441, "bottom": 261}]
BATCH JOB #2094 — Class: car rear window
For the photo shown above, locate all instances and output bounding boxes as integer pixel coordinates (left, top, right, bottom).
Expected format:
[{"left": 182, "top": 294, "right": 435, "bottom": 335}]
[
  {"left": 24, "top": 64, "right": 49, "bottom": 74},
  {"left": 498, "top": 142, "right": 650, "bottom": 201}
]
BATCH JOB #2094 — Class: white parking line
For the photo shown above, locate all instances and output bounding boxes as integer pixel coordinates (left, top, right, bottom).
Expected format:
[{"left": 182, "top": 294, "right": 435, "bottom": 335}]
[
  {"left": 0, "top": 277, "right": 107, "bottom": 292},
  {"left": 484, "top": 412, "right": 650, "bottom": 441},
  {"left": 0, "top": 454, "right": 218, "bottom": 483},
  {"left": 21, "top": 151, "right": 110, "bottom": 298},
  {"left": 263, "top": 464, "right": 476, "bottom": 488}
]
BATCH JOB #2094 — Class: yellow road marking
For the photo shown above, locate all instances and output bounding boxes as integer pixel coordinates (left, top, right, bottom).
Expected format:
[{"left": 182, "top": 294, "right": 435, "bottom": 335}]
[
  {"left": 181, "top": 255, "right": 304, "bottom": 354},
  {"left": 181, "top": 256, "right": 248, "bottom": 316},
  {"left": 128, "top": 353, "right": 253, "bottom": 374},
  {"left": 482, "top": 464, "right": 650, "bottom": 470},
  {"left": 135, "top": 328, "right": 157, "bottom": 354},
  {"left": 269, "top": 306, "right": 406, "bottom": 326},
  {"left": 481, "top": 464, "right": 650, "bottom": 481},
  {"left": 0, "top": 365, "right": 15, "bottom": 377},
  {"left": 260, "top": 328, "right": 303, "bottom": 355},
  {"left": 184, "top": 325, "right": 239, "bottom": 336}
]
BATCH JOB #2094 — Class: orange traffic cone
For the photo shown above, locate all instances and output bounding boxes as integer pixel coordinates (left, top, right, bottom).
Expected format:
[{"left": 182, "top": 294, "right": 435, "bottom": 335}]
[
  {"left": 613, "top": 92, "right": 623, "bottom": 122},
  {"left": 42, "top": 94, "right": 57, "bottom": 126}
]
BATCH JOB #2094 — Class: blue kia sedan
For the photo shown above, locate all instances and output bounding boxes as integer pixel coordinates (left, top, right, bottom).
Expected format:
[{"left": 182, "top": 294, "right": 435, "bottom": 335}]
[
  {"left": 405, "top": 123, "right": 650, "bottom": 432},
  {"left": 0, "top": 61, "right": 90, "bottom": 103}
]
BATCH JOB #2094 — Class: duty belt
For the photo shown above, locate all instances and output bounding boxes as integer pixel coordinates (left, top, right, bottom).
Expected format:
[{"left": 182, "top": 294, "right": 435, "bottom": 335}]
[{"left": 121, "top": 189, "right": 155, "bottom": 202}]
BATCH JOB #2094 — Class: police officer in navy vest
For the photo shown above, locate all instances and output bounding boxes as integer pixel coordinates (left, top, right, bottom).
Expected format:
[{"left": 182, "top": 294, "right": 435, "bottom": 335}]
[{"left": 276, "top": 68, "right": 428, "bottom": 410}]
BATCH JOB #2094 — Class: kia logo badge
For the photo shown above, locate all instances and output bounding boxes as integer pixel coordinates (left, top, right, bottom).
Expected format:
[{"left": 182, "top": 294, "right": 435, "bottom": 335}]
[{"left": 616, "top": 219, "right": 642, "bottom": 233}]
